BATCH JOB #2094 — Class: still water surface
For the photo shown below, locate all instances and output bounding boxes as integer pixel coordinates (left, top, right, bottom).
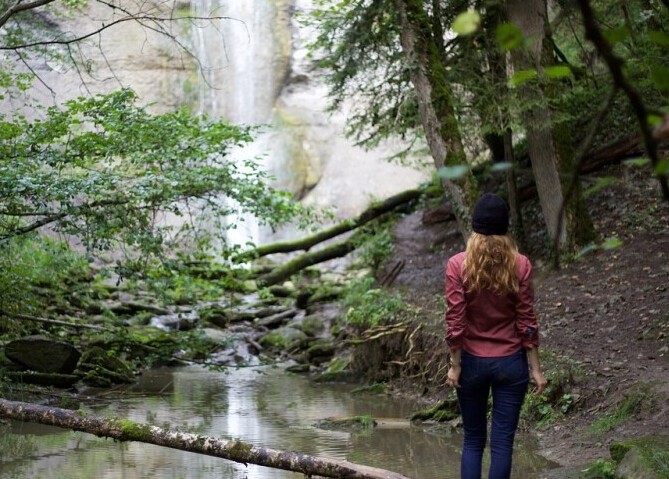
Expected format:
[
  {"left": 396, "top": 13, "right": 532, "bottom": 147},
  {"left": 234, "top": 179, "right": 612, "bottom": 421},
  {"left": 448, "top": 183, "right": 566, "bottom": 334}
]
[{"left": 1, "top": 365, "right": 558, "bottom": 479}]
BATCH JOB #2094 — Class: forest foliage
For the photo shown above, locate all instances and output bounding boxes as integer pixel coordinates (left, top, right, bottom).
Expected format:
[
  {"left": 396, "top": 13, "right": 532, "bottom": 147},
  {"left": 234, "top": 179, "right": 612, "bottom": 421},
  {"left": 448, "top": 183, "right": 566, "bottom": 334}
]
[{"left": 0, "top": 0, "right": 668, "bottom": 332}]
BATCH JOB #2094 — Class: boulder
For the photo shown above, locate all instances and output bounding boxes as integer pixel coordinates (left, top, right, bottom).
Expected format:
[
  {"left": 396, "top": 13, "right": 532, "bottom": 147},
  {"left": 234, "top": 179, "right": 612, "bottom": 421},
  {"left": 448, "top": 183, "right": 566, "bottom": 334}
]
[
  {"left": 77, "top": 346, "right": 135, "bottom": 387},
  {"left": 5, "top": 336, "right": 81, "bottom": 374}
]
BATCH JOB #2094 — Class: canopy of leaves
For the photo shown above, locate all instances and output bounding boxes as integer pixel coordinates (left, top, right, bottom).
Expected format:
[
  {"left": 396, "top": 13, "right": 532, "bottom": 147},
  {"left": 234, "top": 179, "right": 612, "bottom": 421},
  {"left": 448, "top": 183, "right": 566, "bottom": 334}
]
[
  {"left": 303, "top": 0, "right": 423, "bottom": 158},
  {"left": 0, "top": 89, "right": 305, "bottom": 259},
  {"left": 306, "top": 0, "right": 669, "bottom": 165}
]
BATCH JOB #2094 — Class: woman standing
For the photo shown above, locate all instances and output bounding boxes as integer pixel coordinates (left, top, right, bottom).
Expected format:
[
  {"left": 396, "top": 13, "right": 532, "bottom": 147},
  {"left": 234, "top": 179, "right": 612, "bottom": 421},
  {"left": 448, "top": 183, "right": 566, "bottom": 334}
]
[{"left": 445, "top": 192, "right": 548, "bottom": 479}]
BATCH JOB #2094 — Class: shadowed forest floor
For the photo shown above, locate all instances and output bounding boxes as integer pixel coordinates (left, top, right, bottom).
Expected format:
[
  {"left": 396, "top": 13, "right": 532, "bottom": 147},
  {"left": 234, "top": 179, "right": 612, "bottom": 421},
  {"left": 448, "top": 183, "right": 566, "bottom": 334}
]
[{"left": 384, "top": 163, "right": 669, "bottom": 468}]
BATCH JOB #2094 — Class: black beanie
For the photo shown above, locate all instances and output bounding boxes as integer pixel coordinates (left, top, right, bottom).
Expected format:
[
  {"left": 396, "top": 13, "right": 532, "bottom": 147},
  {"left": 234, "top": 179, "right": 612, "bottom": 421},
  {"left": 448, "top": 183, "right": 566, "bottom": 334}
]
[{"left": 471, "top": 193, "right": 509, "bottom": 235}]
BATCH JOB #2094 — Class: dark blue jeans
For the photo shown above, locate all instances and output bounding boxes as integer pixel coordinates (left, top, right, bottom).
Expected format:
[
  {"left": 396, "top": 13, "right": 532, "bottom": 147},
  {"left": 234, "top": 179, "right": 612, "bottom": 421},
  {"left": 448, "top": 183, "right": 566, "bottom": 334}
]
[{"left": 456, "top": 350, "right": 529, "bottom": 479}]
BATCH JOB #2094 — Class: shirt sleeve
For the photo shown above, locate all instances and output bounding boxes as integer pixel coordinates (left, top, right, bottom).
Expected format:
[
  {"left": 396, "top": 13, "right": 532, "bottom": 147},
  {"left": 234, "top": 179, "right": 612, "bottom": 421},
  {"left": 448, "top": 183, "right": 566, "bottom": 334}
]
[
  {"left": 516, "top": 255, "right": 540, "bottom": 349},
  {"left": 445, "top": 256, "right": 467, "bottom": 351}
]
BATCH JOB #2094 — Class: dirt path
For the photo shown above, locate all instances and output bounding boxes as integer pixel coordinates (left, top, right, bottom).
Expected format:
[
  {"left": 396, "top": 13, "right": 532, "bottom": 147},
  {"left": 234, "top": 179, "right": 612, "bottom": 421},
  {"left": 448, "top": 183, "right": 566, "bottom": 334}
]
[{"left": 385, "top": 165, "right": 669, "bottom": 468}]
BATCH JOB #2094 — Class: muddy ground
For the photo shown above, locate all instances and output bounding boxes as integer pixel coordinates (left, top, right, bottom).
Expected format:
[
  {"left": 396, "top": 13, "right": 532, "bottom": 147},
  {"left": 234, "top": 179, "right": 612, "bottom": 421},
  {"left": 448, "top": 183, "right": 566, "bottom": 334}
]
[{"left": 384, "top": 163, "right": 669, "bottom": 468}]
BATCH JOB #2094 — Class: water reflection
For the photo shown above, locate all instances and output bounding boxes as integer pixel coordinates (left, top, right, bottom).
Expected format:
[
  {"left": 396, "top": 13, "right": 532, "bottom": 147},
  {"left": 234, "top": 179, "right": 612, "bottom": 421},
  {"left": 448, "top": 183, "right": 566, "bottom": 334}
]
[{"left": 1, "top": 366, "right": 558, "bottom": 479}]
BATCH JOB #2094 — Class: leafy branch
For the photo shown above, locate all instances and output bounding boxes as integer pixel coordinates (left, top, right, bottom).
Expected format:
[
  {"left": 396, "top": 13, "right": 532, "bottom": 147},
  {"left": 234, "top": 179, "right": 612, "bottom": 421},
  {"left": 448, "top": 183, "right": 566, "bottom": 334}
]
[{"left": 576, "top": 0, "right": 669, "bottom": 200}]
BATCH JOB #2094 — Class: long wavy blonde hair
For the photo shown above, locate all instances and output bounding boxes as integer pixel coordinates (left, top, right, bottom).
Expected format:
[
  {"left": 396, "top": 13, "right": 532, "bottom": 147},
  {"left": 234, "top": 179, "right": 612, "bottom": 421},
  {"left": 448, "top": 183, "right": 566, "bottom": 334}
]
[{"left": 463, "top": 232, "right": 519, "bottom": 295}]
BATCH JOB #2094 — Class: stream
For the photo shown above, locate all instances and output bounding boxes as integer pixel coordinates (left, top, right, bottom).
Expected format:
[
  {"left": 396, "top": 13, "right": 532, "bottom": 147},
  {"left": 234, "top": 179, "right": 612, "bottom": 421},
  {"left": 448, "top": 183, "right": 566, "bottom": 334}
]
[{"left": 0, "top": 365, "right": 559, "bottom": 479}]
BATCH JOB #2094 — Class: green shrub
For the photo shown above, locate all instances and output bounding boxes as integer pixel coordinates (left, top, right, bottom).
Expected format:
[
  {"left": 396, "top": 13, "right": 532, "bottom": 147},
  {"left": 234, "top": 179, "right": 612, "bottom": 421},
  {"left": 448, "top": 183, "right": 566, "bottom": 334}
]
[
  {"left": 581, "top": 458, "right": 619, "bottom": 479},
  {"left": 0, "top": 235, "right": 90, "bottom": 333},
  {"left": 342, "top": 276, "right": 409, "bottom": 329}
]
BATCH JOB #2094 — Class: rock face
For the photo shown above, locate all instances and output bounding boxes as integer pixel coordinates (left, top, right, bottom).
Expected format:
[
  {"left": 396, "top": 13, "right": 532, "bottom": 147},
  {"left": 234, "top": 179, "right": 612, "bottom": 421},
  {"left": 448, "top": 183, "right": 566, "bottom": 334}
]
[
  {"left": 1, "top": 0, "right": 428, "bottom": 250},
  {"left": 5, "top": 336, "right": 81, "bottom": 374}
]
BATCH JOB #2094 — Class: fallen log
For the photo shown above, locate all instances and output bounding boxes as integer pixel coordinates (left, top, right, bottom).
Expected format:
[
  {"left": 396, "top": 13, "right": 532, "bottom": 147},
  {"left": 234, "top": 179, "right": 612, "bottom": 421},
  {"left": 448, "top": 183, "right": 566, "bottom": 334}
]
[
  {"left": 235, "top": 188, "right": 422, "bottom": 263},
  {"left": 0, "top": 398, "right": 413, "bottom": 479},
  {"left": 257, "top": 240, "right": 356, "bottom": 287},
  {"left": 2, "top": 311, "right": 108, "bottom": 331}
]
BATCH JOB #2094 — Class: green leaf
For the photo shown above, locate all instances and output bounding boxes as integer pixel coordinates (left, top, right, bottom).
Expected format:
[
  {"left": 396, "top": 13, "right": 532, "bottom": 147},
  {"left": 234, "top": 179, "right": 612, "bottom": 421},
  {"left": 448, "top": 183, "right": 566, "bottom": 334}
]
[
  {"left": 509, "top": 69, "right": 537, "bottom": 87},
  {"left": 601, "top": 237, "right": 623, "bottom": 250},
  {"left": 491, "top": 162, "right": 513, "bottom": 172},
  {"left": 544, "top": 65, "right": 573, "bottom": 79},
  {"left": 623, "top": 157, "right": 650, "bottom": 168},
  {"left": 496, "top": 23, "right": 523, "bottom": 50},
  {"left": 648, "top": 30, "right": 669, "bottom": 47},
  {"left": 452, "top": 11, "right": 481, "bottom": 36},
  {"left": 650, "top": 65, "right": 669, "bottom": 93},
  {"left": 654, "top": 158, "right": 669, "bottom": 176},
  {"left": 437, "top": 165, "right": 469, "bottom": 180},
  {"left": 575, "top": 243, "right": 599, "bottom": 259},
  {"left": 603, "top": 26, "right": 629, "bottom": 46},
  {"left": 583, "top": 176, "right": 616, "bottom": 197},
  {"left": 647, "top": 114, "right": 663, "bottom": 127}
]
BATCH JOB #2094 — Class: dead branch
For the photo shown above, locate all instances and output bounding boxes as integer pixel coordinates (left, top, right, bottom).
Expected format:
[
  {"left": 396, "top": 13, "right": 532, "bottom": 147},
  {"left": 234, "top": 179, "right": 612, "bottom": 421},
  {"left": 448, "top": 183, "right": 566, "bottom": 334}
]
[{"left": 577, "top": 0, "right": 669, "bottom": 200}]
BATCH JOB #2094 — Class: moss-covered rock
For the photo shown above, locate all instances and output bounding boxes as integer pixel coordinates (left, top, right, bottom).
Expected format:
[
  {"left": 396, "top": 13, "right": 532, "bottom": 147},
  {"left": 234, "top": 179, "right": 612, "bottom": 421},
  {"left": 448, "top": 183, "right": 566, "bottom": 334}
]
[
  {"left": 610, "top": 436, "right": 669, "bottom": 479},
  {"left": 411, "top": 398, "right": 460, "bottom": 422},
  {"left": 304, "top": 340, "right": 336, "bottom": 364},
  {"left": 76, "top": 346, "right": 135, "bottom": 387},
  {"left": 299, "top": 314, "right": 326, "bottom": 337},
  {"left": 5, "top": 336, "right": 81, "bottom": 374},
  {"left": 258, "top": 327, "right": 307, "bottom": 352}
]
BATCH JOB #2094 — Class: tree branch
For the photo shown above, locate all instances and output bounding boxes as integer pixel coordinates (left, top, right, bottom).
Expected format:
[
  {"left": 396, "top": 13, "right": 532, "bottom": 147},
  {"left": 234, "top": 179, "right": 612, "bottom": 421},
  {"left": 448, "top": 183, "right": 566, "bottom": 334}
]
[
  {"left": 234, "top": 188, "right": 422, "bottom": 263},
  {"left": 1, "top": 311, "right": 108, "bottom": 331},
  {"left": 257, "top": 240, "right": 357, "bottom": 287},
  {"left": 0, "top": 0, "right": 56, "bottom": 29},
  {"left": 576, "top": 0, "right": 669, "bottom": 200},
  {"left": 0, "top": 14, "right": 233, "bottom": 51}
]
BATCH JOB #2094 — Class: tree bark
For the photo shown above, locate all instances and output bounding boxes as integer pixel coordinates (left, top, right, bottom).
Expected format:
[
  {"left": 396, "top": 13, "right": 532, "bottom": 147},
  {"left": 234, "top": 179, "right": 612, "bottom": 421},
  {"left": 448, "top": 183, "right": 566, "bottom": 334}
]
[
  {"left": 507, "top": 0, "right": 568, "bottom": 247},
  {"left": 393, "top": 0, "right": 477, "bottom": 240},
  {"left": 235, "top": 188, "right": 422, "bottom": 263},
  {"left": 257, "top": 240, "right": 357, "bottom": 287},
  {"left": 0, "top": 399, "right": 414, "bottom": 479}
]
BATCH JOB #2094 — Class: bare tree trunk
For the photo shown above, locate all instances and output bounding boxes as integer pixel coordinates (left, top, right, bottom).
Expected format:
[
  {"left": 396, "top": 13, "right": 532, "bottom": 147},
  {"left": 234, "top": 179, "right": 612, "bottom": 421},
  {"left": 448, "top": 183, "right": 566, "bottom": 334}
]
[
  {"left": 0, "top": 399, "right": 413, "bottom": 479},
  {"left": 508, "top": 0, "right": 599, "bottom": 255},
  {"left": 394, "top": 0, "right": 477, "bottom": 240},
  {"left": 507, "top": 0, "right": 568, "bottom": 247}
]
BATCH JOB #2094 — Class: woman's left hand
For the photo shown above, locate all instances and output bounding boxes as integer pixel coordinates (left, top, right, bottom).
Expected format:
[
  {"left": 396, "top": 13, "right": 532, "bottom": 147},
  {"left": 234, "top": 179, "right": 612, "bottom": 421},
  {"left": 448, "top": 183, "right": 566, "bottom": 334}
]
[{"left": 446, "top": 366, "right": 461, "bottom": 388}]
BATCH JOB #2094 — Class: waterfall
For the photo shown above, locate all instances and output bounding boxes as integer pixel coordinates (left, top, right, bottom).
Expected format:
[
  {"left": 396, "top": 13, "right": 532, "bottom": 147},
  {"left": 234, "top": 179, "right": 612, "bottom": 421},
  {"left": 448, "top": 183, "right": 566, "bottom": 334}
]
[
  {"left": 190, "top": 0, "right": 430, "bottom": 252},
  {"left": 192, "top": 0, "right": 288, "bottom": 249}
]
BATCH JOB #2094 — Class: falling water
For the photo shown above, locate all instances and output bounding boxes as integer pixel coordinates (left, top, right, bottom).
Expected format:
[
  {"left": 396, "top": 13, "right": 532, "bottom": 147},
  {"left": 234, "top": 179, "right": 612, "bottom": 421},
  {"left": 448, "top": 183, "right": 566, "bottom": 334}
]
[
  {"left": 190, "top": 0, "right": 430, "bottom": 251},
  {"left": 191, "top": 0, "right": 291, "bottom": 249}
]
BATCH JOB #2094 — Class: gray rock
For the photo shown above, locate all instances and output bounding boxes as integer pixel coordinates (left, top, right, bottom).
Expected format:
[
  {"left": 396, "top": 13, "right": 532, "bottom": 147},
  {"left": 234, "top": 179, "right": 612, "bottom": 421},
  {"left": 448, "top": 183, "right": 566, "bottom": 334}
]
[{"left": 5, "top": 336, "right": 81, "bottom": 374}]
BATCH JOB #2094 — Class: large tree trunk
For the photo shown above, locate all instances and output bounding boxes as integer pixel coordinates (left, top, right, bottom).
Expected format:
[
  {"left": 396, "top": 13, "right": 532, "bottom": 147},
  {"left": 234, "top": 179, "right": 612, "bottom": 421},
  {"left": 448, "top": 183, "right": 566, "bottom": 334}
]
[
  {"left": 394, "top": 0, "right": 477, "bottom": 240},
  {"left": 0, "top": 399, "right": 413, "bottom": 479},
  {"left": 507, "top": 0, "right": 566, "bottom": 246},
  {"left": 507, "top": 0, "right": 595, "bottom": 251}
]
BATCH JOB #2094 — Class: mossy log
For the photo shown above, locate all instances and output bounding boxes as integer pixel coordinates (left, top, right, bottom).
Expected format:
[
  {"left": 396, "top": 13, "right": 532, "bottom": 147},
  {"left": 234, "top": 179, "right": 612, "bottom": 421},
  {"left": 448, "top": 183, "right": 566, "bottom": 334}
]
[
  {"left": 257, "top": 240, "right": 356, "bottom": 287},
  {"left": 235, "top": 188, "right": 422, "bottom": 263},
  {"left": 0, "top": 399, "right": 414, "bottom": 479},
  {"left": 3, "top": 312, "right": 108, "bottom": 331}
]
